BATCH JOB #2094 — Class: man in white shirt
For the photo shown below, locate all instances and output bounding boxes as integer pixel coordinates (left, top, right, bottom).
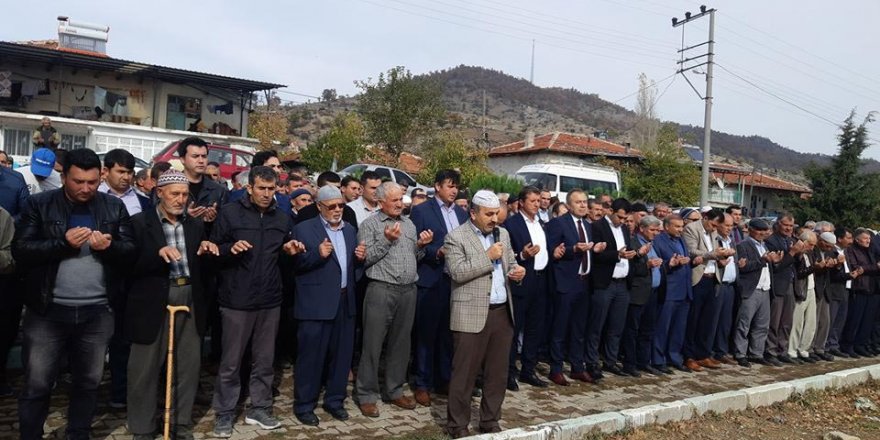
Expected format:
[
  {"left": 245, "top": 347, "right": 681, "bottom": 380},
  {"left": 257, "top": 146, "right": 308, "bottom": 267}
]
[
  {"left": 712, "top": 214, "right": 741, "bottom": 365},
  {"left": 17, "top": 148, "right": 62, "bottom": 195},
  {"left": 732, "top": 219, "right": 783, "bottom": 367},
  {"left": 347, "top": 171, "right": 381, "bottom": 226},
  {"left": 788, "top": 231, "right": 818, "bottom": 362},
  {"left": 827, "top": 228, "right": 857, "bottom": 358}
]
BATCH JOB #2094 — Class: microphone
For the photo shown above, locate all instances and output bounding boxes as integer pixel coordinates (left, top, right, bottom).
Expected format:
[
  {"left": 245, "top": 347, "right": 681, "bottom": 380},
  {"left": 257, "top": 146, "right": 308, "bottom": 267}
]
[{"left": 492, "top": 227, "right": 501, "bottom": 264}]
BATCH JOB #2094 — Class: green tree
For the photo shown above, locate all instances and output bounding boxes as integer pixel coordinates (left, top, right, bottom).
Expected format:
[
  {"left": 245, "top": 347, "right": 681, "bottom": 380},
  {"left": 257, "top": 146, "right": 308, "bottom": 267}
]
[
  {"left": 300, "top": 112, "right": 367, "bottom": 172},
  {"left": 622, "top": 123, "right": 700, "bottom": 206},
  {"left": 248, "top": 110, "right": 289, "bottom": 149},
  {"left": 356, "top": 66, "right": 446, "bottom": 157},
  {"left": 417, "top": 132, "right": 488, "bottom": 188},
  {"left": 468, "top": 173, "right": 523, "bottom": 195},
  {"left": 790, "top": 111, "right": 879, "bottom": 228}
]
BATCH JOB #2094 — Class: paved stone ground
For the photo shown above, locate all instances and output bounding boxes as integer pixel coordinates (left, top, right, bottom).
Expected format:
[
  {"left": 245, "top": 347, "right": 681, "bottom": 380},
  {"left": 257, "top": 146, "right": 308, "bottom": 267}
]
[{"left": 1, "top": 356, "right": 879, "bottom": 439}]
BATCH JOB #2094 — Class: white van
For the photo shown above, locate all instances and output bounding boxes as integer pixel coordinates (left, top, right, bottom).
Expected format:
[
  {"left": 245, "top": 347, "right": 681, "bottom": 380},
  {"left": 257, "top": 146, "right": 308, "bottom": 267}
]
[{"left": 515, "top": 162, "right": 620, "bottom": 200}]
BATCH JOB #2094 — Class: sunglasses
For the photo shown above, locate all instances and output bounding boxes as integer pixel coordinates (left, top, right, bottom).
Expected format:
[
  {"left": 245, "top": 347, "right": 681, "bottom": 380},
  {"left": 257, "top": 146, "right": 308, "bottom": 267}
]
[{"left": 320, "top": 202, "right": 345, "bottom": 210}]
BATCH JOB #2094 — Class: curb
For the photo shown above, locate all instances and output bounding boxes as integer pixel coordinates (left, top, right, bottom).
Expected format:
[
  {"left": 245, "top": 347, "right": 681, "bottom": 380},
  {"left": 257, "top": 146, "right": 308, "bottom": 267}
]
[{"left": 471, "top": 362, "right": 880, "bottom": 439}]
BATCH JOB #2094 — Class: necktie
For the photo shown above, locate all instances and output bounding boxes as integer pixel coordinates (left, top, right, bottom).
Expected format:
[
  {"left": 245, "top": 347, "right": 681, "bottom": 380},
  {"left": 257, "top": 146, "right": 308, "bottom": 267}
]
[{"left": 577, "top": 219, "right": 590, "bottom": 274}]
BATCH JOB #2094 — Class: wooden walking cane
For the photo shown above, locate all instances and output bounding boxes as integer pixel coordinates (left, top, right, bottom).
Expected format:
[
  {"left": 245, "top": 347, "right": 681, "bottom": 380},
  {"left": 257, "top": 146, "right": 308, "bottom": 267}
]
[{"left": 164, "top": 305, "right": 191, "bottom": 440}]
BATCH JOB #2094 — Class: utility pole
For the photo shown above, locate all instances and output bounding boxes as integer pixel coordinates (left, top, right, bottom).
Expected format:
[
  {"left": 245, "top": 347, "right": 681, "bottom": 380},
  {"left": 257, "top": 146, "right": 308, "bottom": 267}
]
[
  {"left": 673, "top": 5, "right": 715, "bottom": 207},
  {"left": 530, "top": 39, "right": 535, "bottom": 84}
]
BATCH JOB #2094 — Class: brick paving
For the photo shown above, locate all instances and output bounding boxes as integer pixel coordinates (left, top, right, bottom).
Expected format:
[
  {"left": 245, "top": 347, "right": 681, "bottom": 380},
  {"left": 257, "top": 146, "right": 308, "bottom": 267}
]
[{"left": 1, "top": 356, "right": 878, "bottom": 439}]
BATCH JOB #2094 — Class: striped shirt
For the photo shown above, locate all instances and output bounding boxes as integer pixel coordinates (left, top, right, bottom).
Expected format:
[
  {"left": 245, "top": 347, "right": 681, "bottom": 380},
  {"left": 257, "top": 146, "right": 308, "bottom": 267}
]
[
  {"left": 358, "top": 211, "right": 425, "bottom": 285},
  {"left": 159, "top": 209, "right": 190, "bottom": 279}
]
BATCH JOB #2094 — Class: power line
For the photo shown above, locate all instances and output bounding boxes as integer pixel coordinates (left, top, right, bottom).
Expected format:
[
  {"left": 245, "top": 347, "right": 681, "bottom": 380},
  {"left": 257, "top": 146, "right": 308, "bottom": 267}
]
[{"left": 716, "top": 63, "right": 841, "bottom": 128}]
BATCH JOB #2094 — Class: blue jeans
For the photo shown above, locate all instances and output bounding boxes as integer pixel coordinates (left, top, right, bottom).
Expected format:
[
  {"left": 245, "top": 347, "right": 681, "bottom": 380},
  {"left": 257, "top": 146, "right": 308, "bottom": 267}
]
[{"left": 18, "top": 304, "right": 114, "bottom": 440}]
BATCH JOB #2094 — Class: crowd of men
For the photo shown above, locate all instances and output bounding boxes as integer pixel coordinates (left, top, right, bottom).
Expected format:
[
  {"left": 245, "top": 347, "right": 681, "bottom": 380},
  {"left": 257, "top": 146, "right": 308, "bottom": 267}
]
[{"left": 1, "top": 135, "right": 880, "bottom": 440}]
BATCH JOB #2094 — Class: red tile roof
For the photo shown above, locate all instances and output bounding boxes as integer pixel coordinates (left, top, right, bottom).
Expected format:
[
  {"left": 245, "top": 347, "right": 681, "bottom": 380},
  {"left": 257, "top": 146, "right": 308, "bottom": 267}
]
[
  {"left": 713, "top": 170, "right": 811, "bottom": 193},
  {"left": 489, "top": 132, "right": 641, "bottom": 158}
]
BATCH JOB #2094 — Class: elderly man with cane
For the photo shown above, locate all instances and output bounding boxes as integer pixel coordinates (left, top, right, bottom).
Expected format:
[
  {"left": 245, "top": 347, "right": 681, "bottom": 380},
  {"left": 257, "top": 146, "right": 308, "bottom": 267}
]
[{"left": 124, "top": 170, "right": 219, "bottom": 440}]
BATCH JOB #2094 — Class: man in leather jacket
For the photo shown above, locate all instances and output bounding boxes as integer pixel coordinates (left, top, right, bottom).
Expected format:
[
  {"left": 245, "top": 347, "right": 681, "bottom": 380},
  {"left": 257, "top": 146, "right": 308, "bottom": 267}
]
[{"left": 12, "top": 148, "right": 135, "bottom": 440}]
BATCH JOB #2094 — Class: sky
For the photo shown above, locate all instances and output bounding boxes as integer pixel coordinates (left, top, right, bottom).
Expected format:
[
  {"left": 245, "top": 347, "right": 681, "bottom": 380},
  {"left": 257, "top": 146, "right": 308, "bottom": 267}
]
[{"left": 5, "top": 0, "right": 880, "bottom": 159}]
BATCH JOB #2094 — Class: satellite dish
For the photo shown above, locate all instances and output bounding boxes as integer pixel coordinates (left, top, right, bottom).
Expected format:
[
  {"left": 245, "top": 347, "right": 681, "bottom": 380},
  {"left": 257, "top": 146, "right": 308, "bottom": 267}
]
[{"left": 715, "top": 177, "right": 725, "bottom": 189}]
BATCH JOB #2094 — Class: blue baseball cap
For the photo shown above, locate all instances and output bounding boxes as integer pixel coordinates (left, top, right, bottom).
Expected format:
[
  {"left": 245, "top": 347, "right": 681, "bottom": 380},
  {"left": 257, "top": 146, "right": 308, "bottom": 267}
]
[{"left": 31, "top": 148, "right": 56, "bottom": 178}]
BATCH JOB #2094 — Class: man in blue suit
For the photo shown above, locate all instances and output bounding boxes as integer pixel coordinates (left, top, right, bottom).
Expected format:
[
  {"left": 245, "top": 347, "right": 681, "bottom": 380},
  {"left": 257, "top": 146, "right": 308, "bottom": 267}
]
[
  {"left": 651, "top": 214, "right": 697, "bottom": 373},
  {"left": 545, "top": 189, "right": 607, "bottom": 386},
  {"left": 502, "top": 186, "right": 551, "bottom": 391},
  {"left": 409, "top": 170, "right": 468, "bottom": 406},
  {"left": 292, "top": 185, "right": 366, "bottom": 426}
]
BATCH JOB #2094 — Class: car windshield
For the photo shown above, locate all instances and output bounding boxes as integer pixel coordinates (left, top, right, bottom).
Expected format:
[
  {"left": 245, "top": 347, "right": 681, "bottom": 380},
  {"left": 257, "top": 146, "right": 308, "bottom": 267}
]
[{"left": 518, "top": 172, "right": 557, "bottom": 191}]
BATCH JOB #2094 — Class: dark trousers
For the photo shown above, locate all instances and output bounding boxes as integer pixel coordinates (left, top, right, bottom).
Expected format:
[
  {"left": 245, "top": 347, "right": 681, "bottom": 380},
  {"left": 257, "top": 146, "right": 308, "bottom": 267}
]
[
  {"left": 127, "top": 286, "right": 199, "bottom": 434},
  {"left": 826, "top": 292, "right": 850, "bottom": 351},
  {"left": 509, "top": 270, "right": 548, "bottom": 377},
  {"left": 767, "top": 292, "right": 795, "bottom": 357},
  {"left": 212, "top": 307, "right": 280, "bottom": 415},
  {"left": 684, "top": 277, "right": 723, "bottom": 360},
  {"left": 447, "top": 307, "right": 513, "bottom": 434},
  {"left": 413, "top": 277, "right": 453, "bottom": 391},
  {"left": 18, "top": 304, "right": 114, "bottom": 440},
  {"left": 712, "top": 283, "right": 737, "bottom": 358},
  {"left": 108, "top": 305, "right": 130, "bottom": 405},
  {"left": 812, "top": 293, "right": 832, "bottom": 355},
  {"left": 294, "top": 295, "right": 354, "bottom": 414},
  {"left": 549, "top": 281, "right": 589, "bottom": 374},
  {"left": 585, "top": 279, "right": 629, "bottom": 367},
  {"left": 0, "top": 275, "right": 23, "bottom": 387},
  {"left": 842, "top": 292, "right": 880, "bottom": 352},
  {"left": 652, "top": 298, "right": 690, "bottom": 367},
  {"left": 621, "top": 288, "right": 658, "bottom": 370}
]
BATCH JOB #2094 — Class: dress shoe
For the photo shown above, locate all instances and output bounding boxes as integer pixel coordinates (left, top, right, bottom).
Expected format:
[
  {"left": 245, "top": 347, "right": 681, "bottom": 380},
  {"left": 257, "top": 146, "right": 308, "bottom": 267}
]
[
  {"left": 640, "top": 365, "right": 664, "bottom": 376},
  {"left": 715, "top": 355, "right": 738, "bottom": 366},
  {"left": 855, "top": 347, "right": 872, "bottom": 358},
  {"left": 761, "top": 356, "right": 783, "bottom": 367},
  {"left": 414, "top": 389, "right": 431, "bottom": 407},
  {"left": 829, "top": 348, "right": 849, "bottom": 358},
  {"left": 358, "top": 403, "right": 379, "bottom": 418},
  {"left": 777, "top": 354, "right": 798, "bottom": 364},
  {"left": 736, "top": 358, "right": 751, "bottom": 368},
  {"left": 295, "top": 411, "right": 319, "bottom": 426},
  {"left": 479, "top": 425, "right": 502, "bottom": 434},
  {"left": 846, "top": 350, "right": 861, "bottom": 359},
  {"left": 388, "top": 395, "right": 417, "bottom": 410},
  {"left": 696, "top": 358, "right": 721, "bottom": 369},
  {"left": 324, "top": 405, "right": 350, "bottom": 421},
  {"left": 450, "top": 428, "right": 471, "bottom": 439},
  {"left": 654, "top": 364, "right": 674, "bottom": 375},
  {"left": 622, "top": 366, "right": 641, "bottom": 377},
  {"left": 519, "top": 372, "right": 549, "bottom": 388},
  {"left": 603, "top": 363, "right": 628, "bottom": 376},
  {"left": 570, "top": 371, "right": 595, "bottom": 383},
  {"left": 818, "top": 352, "right": 835, "bottom": 362},
  {"left": 684, "top": 359, "right": 703, "bottom": 372},
  {"left": 506, "top": 376, "right": 519, "bottom": 392},
  {"left": 587, "top": 366, "right": 605, "bottom": 380},
  {"left": 672, "top": 363, "right": 692, "bottom": 373},
  {"left": 549, "top": 372, "right": 569, "bottom": 386},
  {"left": 800, "top": 354, "right": 817, "bottom": 363}
]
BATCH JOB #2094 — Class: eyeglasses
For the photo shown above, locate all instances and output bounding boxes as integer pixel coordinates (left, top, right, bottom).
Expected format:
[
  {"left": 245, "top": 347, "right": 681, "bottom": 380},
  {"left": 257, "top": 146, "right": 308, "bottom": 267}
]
[{"left": 320, "top": 202, "right": 345, "bottom": 210}]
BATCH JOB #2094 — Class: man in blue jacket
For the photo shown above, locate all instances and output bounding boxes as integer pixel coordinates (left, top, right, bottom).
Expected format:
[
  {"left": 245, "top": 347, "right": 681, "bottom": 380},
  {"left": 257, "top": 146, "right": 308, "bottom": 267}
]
[
  {"left": 292, "top": 185, "right": 366, "bottom": 426},
  {"left": 651, "top": 214, "right": 696, "bottom": 373},
  {"left": 209, "top": 166, "right": 304, "bottom": 437},
  {"left": 409, "top": 169, "right": 468, "bottom": 406}
]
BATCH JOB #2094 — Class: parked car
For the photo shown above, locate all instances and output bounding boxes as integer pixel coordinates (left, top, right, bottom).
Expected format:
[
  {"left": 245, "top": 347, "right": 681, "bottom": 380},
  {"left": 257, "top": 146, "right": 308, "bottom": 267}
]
[
  {"left": 152, "top": 141, "right": 254, "bottom": 181},
  {"left": 515, "top": 162, "right": 620, "bottom": 200},
  {"left": 339, "top": 164, "right": 433, "bottom": 195}
]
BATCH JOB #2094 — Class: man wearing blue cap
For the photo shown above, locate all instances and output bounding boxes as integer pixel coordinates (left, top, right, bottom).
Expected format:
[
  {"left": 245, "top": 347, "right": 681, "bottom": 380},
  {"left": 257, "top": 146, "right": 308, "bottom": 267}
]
[{"left": 17, "top": 148, "right": 61, "bottom": 195}]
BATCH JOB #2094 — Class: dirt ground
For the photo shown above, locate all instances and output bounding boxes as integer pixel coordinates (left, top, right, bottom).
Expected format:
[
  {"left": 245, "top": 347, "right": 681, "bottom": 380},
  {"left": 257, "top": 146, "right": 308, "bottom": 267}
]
[{"left": 604, "top": 380, "right": 880, "bottom": 440}]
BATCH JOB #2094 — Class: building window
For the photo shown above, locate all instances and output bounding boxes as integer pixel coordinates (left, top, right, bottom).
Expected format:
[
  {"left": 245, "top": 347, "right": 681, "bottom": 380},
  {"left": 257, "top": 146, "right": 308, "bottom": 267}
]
[
  {"left": 60, "top": 134, "right": 87, "bottom": 150},
  {"left": 2, "top": 128, "right": 32, "bottom": 156},
  {"left": 166, "top": 95, "right": 202, "bottom": 131}
]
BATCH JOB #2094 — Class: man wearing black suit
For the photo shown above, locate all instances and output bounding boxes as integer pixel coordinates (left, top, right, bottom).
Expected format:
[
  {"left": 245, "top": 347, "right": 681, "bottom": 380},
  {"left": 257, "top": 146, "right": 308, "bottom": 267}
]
[
  {"left": 409, "top": 170, "right": 469, "bottom": 406},
  {"left": 733, "top": 219, "right": 783, "bottom": 367},
  {"left": 125, "top": 170, "right": 219, "bottom": 440},
  {"left": 585, "top": 198, "right": 636, "bottom": 378},
  {"left": 502, "top": 186, "right": 550, "bottom": 390},
  {"left": 764, "top": 213, "right": 807, "bottom": 364},
  {"left": 810, "top": 228, "right": 841, "bottom": 361},
  {"left": 545, "top": 189, "right": 607, "bottom": 385},
  {"left": 620, "top": 215, "right": 664, "bottom": 376}
]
